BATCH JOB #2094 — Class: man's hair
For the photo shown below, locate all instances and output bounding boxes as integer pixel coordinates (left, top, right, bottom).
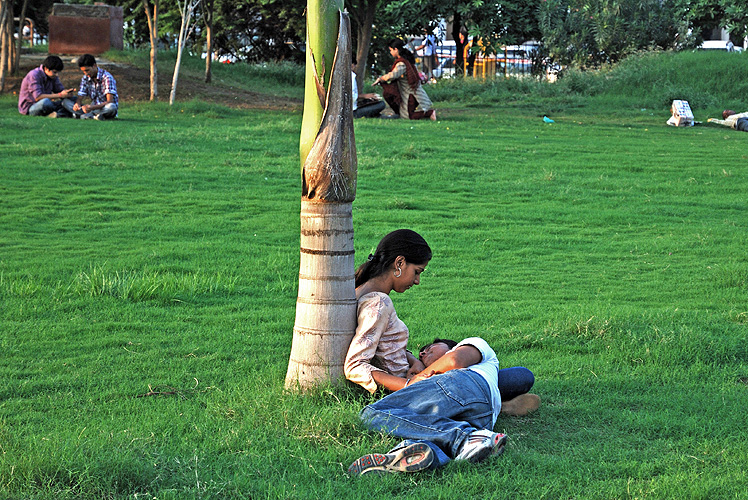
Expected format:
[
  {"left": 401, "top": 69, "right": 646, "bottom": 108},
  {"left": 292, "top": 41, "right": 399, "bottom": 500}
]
[
  {"left": 77, "top": 54, "right": 97, "bottom": 68},
  {"left": 42, "top": 55, "right": 64, "bottom": 72},
  {"left": 723, "top": 109, "right": 736, "bottom": 120},
  {"left": 419, "top": 338, "right": 458, "bottom": 356}
]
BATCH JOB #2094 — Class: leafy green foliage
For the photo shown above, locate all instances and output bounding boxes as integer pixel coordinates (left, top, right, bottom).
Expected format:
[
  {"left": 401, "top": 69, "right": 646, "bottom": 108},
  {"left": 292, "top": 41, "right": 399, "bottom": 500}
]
[{"left": 538, "top": 0, "right": 685, "bottom": 68}]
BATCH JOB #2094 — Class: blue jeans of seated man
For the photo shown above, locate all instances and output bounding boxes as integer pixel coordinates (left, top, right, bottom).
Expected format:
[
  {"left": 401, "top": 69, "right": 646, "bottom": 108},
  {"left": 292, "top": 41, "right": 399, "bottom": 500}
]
[
  {"left": 737, "top": 117, "right": 748, "bottom": 132},
  {"left": 28, "top": 98, "right": 75, "bottom": 117},
  {"left": 360, "top": 369, "right": 495, "bottom": 468},
  {"left": 62, "top": 100, "right": 118, "bottom": 120}
]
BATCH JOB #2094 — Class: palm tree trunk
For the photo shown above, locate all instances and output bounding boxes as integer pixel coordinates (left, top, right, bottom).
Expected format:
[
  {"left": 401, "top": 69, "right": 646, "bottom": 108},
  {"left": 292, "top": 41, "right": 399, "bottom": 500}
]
[{"left": 285, "top": 1, "right": 357, "bottom": 390}]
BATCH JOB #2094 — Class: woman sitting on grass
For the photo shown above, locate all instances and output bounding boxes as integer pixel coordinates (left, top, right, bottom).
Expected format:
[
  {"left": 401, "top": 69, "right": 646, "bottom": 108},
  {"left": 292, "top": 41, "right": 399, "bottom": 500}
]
[
  {"left": 344, "top": 229, "right": 539, "bottom": 416},
  {"left": 345, "top": 229, "right": 431, "bottom": 393},
  {"left": 374, "top": 39, "right": 436, "bottom": 121}
]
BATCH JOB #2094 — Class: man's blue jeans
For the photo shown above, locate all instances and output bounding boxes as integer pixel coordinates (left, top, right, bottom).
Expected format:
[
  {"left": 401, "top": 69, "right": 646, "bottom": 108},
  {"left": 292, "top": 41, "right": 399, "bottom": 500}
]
[
  {"left": 28, "top": 98, "right": 75, "bottom": 117},
  {"left": 499, "top": 366, "right": 534, "bottom": 400},
  {"left": 361, "top": 369, "right": 495, "bottom": 467},
  {"left": 61, "top": 100, "right": 118, "bottom": 120}
]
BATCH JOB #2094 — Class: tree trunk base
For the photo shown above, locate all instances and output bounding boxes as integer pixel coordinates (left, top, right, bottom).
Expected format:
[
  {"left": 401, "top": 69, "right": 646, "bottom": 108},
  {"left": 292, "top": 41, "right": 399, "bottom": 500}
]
[{"left": 284, "top": 200, "right": 356, "bottom": 390}]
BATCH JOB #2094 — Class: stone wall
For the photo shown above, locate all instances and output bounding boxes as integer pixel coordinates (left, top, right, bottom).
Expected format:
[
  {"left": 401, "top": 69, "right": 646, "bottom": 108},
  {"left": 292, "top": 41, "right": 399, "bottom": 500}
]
[{"left": 48, "top": 3, "right": 123, "bottom": 55}]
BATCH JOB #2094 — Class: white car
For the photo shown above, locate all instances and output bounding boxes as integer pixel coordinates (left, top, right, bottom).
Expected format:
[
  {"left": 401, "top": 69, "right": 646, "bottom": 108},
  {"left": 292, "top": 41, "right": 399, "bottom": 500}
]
[{"left": 699, "top": 40, "right": 742, "bottom": 52}]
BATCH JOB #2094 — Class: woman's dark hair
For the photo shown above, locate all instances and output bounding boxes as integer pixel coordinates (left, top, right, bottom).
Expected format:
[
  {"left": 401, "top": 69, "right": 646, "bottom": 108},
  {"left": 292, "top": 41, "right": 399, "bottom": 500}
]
[
  {"left": 355, "top": 229, "right": 431, "bottom": 287},
  {"left": 388, "top": 38, "right": 416, "bottom": 66}
]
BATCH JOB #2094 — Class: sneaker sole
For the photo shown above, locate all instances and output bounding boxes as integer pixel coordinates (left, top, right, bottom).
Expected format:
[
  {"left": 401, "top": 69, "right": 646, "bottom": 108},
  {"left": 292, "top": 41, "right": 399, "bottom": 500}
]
[
  {"left": 459, "top": 433, "right": 508, "bottom": 463},
  {"left": 347, "top": 442, "right": 433, "bottom": 476}
]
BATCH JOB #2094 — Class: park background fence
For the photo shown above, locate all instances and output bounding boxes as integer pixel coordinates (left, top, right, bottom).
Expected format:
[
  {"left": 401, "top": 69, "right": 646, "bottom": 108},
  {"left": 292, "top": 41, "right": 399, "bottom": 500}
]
[{"left": 421, "top": 40, "right": 538, "bottom": 79}]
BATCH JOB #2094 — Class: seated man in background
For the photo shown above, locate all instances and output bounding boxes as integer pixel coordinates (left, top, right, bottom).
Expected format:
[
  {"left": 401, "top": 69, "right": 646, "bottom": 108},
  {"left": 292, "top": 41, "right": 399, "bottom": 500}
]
[
  {"left": 348, "top": 337, "right": 539, "bottom": 476},
  {"left": 18, "top": 55, "right": 76, "bottom": 117},
  {"left": 68, "top": 54, "right": 119, "bottom": 120},
  {"left": 352, "top": 58, "right": 385, "bottom": 118}
]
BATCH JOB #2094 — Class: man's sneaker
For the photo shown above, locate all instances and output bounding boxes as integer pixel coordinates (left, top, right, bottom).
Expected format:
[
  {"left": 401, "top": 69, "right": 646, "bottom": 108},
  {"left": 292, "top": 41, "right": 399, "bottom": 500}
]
[
  {"left": 347, "top": 442, "right": 433, "bottom": 476},
  {"left": 454, "top": 430, "right": 507, "bottom": 463}
]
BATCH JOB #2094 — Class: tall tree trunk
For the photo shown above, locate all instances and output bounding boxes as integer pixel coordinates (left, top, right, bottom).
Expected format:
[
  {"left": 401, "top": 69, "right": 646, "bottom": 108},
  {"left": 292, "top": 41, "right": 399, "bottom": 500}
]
[
  {"left": 13, "top": 0, "right": 29, "bottom": 74},
  {"left": 143, "top": 0, "right": 159, "bottom": 101},
  {"left": 452, "top": 11, "right": 465, "bottom": 76},
  {"left": 0, "top": 0, "right": 9, "bottom": 91},
  {"left": 353, "top": 0, "right": 377, "bottom": 93},
  {"left": 0, "top": 0, "right": 7, "bottom": 91},
  {"left": 202, "top": 0, "right": 214, "bottom": 83},
  {"left": 170, "top": 0, "right": 198, "bottom": 105},
  {"left": 285, "top": 1, "right": 357, "bottom": 390}
]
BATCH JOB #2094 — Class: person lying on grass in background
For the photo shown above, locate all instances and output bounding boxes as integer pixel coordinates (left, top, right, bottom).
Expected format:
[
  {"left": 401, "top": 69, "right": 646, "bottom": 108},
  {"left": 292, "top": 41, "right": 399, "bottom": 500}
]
[
  {"left": 347, "top": 337, "right": 540, "bottom": 476},
  {"left": 708, "top": 110, "right": 748, "bottom": 132},
  {"left": 344, "top": 231, "right": 538, "bottom": 415}
]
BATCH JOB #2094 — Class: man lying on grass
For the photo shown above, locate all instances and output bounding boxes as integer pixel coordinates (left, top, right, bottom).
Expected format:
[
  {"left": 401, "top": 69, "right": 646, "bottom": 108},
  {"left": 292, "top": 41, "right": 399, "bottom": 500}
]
[
  {"left": 348, "top": 337, "right": 539, "bottom": 476},
  {"left": 708, "top": 110, "right": 748, "bottom": 132}
]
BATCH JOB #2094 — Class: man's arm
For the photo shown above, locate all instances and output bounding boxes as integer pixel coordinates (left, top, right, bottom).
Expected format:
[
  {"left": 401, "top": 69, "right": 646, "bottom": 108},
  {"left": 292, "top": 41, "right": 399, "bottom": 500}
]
[
  {"left": 409, "top": 345, "right": 482, "bottom": 384},
  {"left": 80, "top": 93, "right": 115, "bottom": 114},
  {"left": 31, "top": 76, "right": 75, "bottom": 102},
  {"left": 35, "top": 88, "right": 76, "bottom": 102}
]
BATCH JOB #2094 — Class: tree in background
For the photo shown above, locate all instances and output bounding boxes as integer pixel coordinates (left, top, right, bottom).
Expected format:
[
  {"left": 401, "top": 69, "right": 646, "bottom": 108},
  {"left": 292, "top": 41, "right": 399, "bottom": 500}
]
[
  {"left": 169, "top": 0, "right": 200, "bottom": 105},
  {"left": 13, "top": 0, "right": 29, "bottom": 74},
  {"left": 0, "top": 0, "right": 9, "bottom": 90},
  {"left": 675, "top": 0, "right": 748, "bottom": 44},
  {"left": 202, "top": 0, "right": 214, "bottom": 82},
  {"left": 346, "top": 0, "right": 378, "bottom": 92},
  {"left": 285, "top": 0, "right": 358, "bottom": 390},
  {"left": 539, "top": 0, "right": 682, "bottom": 68},
  {"left": 723, "top": 0, "right": 748, "bottom": 44},
  {"left": 142, "top": 0, "right": 159, "bottom": 101},
  {"left": 383, "top": 0, "right": 541, "bottom": 75},
  {"left": 213, "top": 0, "right": 304, "bottom": 63}
]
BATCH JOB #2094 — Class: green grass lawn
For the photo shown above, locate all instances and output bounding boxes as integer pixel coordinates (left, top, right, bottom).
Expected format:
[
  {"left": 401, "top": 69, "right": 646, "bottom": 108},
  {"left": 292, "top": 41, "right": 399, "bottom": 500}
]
[{"left": 1, "top": 59, "right": 748, "bottom": 499}]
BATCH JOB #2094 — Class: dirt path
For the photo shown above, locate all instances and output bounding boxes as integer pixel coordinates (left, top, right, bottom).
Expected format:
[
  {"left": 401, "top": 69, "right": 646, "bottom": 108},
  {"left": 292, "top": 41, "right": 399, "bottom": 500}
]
[{"left": 5, "top": 53, "right": 302, "bottom": 111}]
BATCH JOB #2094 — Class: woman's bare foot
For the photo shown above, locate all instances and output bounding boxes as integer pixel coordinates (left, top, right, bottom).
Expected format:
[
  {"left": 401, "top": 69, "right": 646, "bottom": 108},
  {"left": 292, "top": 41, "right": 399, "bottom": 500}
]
[
  {"left": 500, "top": 394, "right": 541, "bottom": 416},
  {"left": 430, "top": 110, "right": 437, "bottom": 121}
]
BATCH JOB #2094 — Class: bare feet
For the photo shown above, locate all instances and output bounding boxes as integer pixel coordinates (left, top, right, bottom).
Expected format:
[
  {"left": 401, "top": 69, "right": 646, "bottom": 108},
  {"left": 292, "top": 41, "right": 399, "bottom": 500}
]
[
  {"left": 430, "top": 110, "right": 437, "bottom": 121},
  {"left": 500, "top": 394, "right": 541, "bottom": 416}
]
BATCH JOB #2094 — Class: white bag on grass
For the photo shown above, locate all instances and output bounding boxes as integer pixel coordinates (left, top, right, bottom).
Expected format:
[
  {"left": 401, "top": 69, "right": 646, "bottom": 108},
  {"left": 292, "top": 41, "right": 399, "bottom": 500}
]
[{"left": 667, "top": 100, "right": 694, "bottom": 127}]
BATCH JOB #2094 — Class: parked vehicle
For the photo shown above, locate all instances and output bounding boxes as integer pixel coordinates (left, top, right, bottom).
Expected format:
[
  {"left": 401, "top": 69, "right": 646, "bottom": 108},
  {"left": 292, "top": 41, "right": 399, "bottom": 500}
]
[{"left": 699, "top": 40, "right": 743, "bottom": 52}]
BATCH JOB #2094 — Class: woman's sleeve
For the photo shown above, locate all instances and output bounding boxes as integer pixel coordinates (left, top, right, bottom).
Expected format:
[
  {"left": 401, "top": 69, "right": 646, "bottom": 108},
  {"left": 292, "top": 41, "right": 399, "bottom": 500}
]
[
  {"left": 345, "top": 294, "right": 389, "bottom": 393},
  {"left": 382, "top": 62, "right": 407, "bottom": 82}
]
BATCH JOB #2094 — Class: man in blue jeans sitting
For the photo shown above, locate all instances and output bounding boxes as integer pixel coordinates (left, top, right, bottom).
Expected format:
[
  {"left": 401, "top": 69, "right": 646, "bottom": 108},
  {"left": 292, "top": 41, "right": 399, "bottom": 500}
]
[
  {"left": 17, "top": 55, "right": 77, "bottom": 117},
  {"left": 348, "top": 337, "right": 539, "bottom": 476}
]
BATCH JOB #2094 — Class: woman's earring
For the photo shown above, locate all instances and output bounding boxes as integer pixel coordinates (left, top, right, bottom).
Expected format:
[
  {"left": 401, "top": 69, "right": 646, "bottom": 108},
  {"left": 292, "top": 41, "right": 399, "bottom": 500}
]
[{"left": 394, "top": 267, "right": 402, "bottom": 278}]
